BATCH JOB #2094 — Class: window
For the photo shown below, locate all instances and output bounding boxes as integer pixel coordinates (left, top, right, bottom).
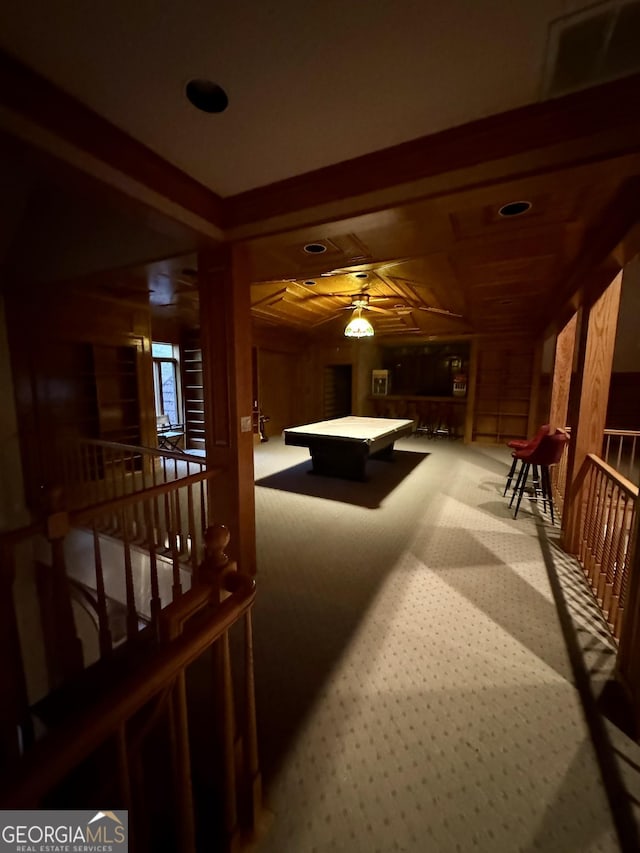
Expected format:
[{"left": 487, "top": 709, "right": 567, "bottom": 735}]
[{"left": 152, "top": 342, "right": 181, "bottom": 425}]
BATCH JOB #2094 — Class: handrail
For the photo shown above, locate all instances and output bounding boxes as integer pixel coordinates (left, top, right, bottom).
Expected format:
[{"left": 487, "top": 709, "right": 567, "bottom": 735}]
[
  {"left": 78, "top": 437, "right": 205, "bottom": 466},
  {"left": 604, "top": 429, "right": 640, "bottom": 438},
  {"left": 70, "top": 467, "right": 221, "bottom": 526},
  {"left": 0, "top": 520, "right": 43, "bottom": 549},
  {"left": 0, "top": 572, "right": 256, "bottom": 806},
  {"left": 62, "top": 436, "right": 207, "bottom": 514},
  {"left": 585, "top": 452, "right": 639, "bottom": 499}
]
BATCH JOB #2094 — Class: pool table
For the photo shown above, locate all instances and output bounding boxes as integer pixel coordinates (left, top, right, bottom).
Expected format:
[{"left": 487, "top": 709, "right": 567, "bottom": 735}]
[{"left": 284, "top": 416, "right": 415, "bottom": 480}]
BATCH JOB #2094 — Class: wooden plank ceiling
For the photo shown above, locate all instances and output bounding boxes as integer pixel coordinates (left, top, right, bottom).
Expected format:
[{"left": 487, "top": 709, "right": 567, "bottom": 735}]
[{"left": 245, "top": 156, "right": 634, "bottom": 341}]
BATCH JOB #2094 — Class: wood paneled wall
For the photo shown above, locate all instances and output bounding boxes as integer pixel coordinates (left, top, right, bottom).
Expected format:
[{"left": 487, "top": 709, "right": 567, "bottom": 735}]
[
  {"left": 253, "top": 324, "right": 310, "bottom": 437},
  {"left": 5, "top": 285, "right": 155, "bottom": 509},
  {"left": 467, "top": 337, "right": 541, "bottom": 444},
  {"left": 252, "top": 326, "right": 382, "bottom": 435},
  {"left": 0, "top": 296, "right": 28, "bottom": 531}
]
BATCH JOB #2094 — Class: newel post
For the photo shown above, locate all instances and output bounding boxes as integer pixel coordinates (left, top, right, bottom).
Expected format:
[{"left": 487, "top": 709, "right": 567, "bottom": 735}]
[
  {"left": 36, "top": 488, "right": 84, "bottom": 688},
  {"left": 198, "top": 244, "right": 256, "bottom": 576},
  {"left": 198, "top": 524, "right": 234, "bottom": 595}
]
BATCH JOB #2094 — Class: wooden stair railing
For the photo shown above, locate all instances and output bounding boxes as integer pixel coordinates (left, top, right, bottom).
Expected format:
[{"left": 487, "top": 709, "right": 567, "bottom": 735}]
[
  {"left": 0, "top": 526, "right": 262, "bottom": 853},
  {"left": 0, "top": 466, "right": 223, "bottom": 762},
  {"left": 62, "top": 437, "right": 207, "bottom": 511},
  {"left": 572, "top": 453, "right": 638, "bottom": 641},
  {"left": 602, "top": 429, "right": 640, "bottom": 483}
]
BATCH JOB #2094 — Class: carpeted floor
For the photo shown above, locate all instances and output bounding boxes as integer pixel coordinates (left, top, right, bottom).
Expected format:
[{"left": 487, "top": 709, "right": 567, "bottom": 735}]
[{"left": 251, "top": 436, "right": 640, "bottom": 853}]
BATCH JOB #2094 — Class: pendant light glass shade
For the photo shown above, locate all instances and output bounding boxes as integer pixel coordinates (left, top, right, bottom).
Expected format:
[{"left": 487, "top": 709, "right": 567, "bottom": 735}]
[{"left": 344, "top": 307, "right": 374, "bottom": 338}]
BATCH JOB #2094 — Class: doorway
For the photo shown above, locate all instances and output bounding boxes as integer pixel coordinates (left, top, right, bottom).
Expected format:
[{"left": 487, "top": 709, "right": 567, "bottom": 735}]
[{"left": 323, "top": 365, "right": 352, "bottom": 419}]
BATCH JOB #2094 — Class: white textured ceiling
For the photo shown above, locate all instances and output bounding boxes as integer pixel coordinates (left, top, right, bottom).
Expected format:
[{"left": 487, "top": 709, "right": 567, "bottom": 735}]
[{"left": 0, "top": 0, "right": 590, "bottom": 196}]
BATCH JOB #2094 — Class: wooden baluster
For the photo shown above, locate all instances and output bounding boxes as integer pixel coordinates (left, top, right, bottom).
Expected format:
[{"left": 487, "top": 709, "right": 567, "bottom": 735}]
[
  {"left": 120, "top": 510, "right": 138, "bottom": 641},
  {"left": 144, "top": 500, "right": 162, "bottom": 632},
  {"left": 141, "top": 451, "right": 148, "bottom": 491},
  {"left": 198, "top": 525, "right": 240, "bottom": 846},
  {"left": 92, "top": 524, "right": 113, "bottom": 658},
  {"left": 595, "top": 472, "right": 610, "bottom": 590},
  {"left": 600, "top": 484, "right": 619, "bottom": 614},
  {"left": 163, "top": 490, "right": 171, "bottom": 553},
  {"left": 219, "top": 628, "right": 240, "bottom": 852},
  {"left": 89, "top": 444, "right": 97, "bottom": 506},
  {"left": 175, "top": 482, "right": 184, "bottom": 557},
  {"left": 589, "top": 471, "right": 607, "bottom": 593},
  {"left": 81, "top": 442, "right": 91, "bottom": 504},
  {"left": 607, "top": 494, "right": 624, "bottom": 627},
  {"left": 243, "top": 608, "right": 262, "bottom": 833},
  {"left": 171, "top": 491, "right": 182, "bottom": 600},
  {"left": 581, "top": 465, "right": 597, "bottom": 568},
  {"left": 616, "top": 436, "right": 624, "bottom": 474},
  {"left": 187, "top": 484, "right": 198, "bottom": 577},
  {"left": 167, "top": 673, "right": 197, "bottom": 853},
  {"left": 578, "top": 468, "right": 595, "bottom": 571},
  {"left": 200, "top": 479, "right": 207, "bottom": 535},
  {"left": 104, "top": 447, "right": 112, "bottom": 501},
  {"left": 612, "top": 498, "right": 634, "bottom": 639},
  {"left": 134, "top": 453, "right": 144, "bottom": 540},
  {"left": 40, "top": 491, "right": 84, "bottom": 687},
  {"left": 120, "top": 452, "right": 127, "bottom": 505},
  {"left": 630, "top": 436, "right": 637, "bottom": 481}
]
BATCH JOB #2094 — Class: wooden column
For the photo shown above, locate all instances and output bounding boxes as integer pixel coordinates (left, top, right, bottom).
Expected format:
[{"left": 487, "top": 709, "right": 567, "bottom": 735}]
[
  {"left": 198, "top": 245, "right": 256, "bottom": 575},
  {"left": 463, "top": 337, "right": 478, "bottom": 444},
  {"left": 548, "top": 312, "right": 577, "bottom": 432},
  {"left": 562, "top": 272, "right": 622, "bottom": 554}
]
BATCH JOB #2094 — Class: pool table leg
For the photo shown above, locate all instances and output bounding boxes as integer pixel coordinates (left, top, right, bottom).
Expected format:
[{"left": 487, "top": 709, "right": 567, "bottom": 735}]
[{"left": 309, "top": 442, "right": 369, "bottom": 480}]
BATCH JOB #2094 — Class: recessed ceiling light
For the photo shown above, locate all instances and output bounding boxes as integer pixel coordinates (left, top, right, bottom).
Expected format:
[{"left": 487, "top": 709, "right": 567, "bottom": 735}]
[
  {"left": 186, "top": 79, "right": 229, "bottom": 113},
  {"left": 498, "top": 200, "right": 532, "bottom": 217},
  {"left": 303, "top": 243, "right": 327, "bottom": 254},
  {"left": 304, "top": 280, "right": 317, "bottom": 286}
]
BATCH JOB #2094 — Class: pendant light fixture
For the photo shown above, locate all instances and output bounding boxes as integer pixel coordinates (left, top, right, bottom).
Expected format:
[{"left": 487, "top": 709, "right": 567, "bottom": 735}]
[{"left": 344, "top": 306, "right": 374, "bottom": 338}]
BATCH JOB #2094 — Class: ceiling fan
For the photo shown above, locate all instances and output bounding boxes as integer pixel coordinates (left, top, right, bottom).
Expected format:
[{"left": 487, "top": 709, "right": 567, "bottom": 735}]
[{"left": 305, "top": 288, "right": 465, "bottom": 320}]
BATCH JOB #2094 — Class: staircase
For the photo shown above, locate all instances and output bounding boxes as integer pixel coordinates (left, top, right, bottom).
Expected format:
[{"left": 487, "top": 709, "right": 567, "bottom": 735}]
[{"left": 0, "top": 443, "right": 263, "bottom": 852}]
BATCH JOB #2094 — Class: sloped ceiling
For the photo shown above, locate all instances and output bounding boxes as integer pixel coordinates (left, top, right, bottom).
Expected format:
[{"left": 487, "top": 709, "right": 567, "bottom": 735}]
[
  {"left": 1, "top": 3, "right": 639, "bottom": 343},
  {"left": 0, "top": 0, "right": 594, "bottom": 196}
]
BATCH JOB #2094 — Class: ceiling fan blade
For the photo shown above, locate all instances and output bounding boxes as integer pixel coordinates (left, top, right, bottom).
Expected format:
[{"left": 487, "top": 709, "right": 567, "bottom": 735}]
[{"left": 418, "top": 306, "right": 464, "bottom": 318}]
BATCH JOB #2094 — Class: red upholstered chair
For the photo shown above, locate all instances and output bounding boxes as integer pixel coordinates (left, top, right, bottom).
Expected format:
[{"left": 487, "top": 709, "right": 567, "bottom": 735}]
[
  {"left": 508, "top": 430, "right": 569, "bottom": 522},
  {"left": 503, "top": 424, "right": 550, "bottom": 496}
]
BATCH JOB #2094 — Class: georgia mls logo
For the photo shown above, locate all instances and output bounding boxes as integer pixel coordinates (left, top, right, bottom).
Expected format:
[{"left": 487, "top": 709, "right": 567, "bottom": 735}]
[
  {"left": 0, "top": 809, "right": 128, "bottom": 852},
  {"left": 88, "top": 811, "right": 122, "bottom": 829}
]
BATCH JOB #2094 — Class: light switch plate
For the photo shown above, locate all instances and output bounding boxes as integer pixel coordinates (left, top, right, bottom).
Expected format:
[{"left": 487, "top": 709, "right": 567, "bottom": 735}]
[{"left": 240, "top": 415, "right": 252, "bottom": 433}]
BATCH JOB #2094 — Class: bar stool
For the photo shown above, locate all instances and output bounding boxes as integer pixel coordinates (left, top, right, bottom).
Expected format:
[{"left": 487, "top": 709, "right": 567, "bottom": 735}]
[
  {"left": 414, "top": 401, "right": 435, "bottom": 437},
  {"left": 503, "top": 424, "right": 550, "bottom": 496},
  {"left": 508, "top": 431, "right": 569, "bottom": 522},
  {"left": 432, "top": 402, "right": 454, "bottom": 439}
]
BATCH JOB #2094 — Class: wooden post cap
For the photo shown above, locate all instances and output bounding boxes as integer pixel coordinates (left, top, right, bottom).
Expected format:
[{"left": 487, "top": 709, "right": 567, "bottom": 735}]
[{"left": 204, "top": 524, "right": 230, "bottom": 568}]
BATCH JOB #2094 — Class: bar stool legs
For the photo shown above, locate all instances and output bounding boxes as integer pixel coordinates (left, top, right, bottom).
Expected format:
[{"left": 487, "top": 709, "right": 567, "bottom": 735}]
[
  {"left": 503, "top": 455, "right": 518, "bottom": 496},
  {"left": 509, "top": 461, "right": 557, "bottom": 522}
]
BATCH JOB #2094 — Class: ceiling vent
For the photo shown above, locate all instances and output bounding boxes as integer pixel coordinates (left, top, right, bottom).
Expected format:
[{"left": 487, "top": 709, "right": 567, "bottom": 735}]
[{"left": 542, "top": 0, "right": 640, "bottom": 98}]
